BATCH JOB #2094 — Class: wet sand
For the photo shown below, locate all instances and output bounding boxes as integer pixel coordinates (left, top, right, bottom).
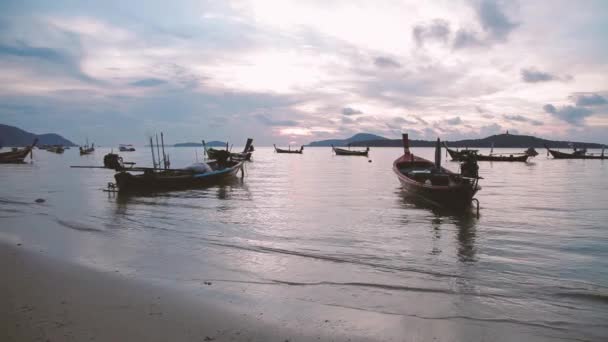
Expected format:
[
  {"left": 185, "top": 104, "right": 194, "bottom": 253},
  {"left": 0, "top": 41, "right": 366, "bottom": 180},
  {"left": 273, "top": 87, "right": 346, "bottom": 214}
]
[{"left": 0, "top": 241, "right": 403, "bottom": 342}]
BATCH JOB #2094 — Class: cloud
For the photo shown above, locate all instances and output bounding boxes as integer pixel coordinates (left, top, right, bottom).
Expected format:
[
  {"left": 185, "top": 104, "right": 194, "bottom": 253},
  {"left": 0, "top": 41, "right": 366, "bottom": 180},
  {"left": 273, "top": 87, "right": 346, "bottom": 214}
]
[
  {"left": 373, "top": 56, "right": 401, "bottom": 68},
  {"left": 446, "top": 116, "right": 463, "bottom": 125},
  {"left": 341, "top": 107, "right": 363, "bottom": 115},
  {"left": 477, "top": 0, "right": 518, "bottom": 41},
  {"left": 129, "top": 78, "right": 167, "bottom": 87},
  {"left": 573, "top": 93, "right": 607, "bottom": 107},
  {"left": 543, "top": 104, "right": 592, "bottom": 125},
  {"left": 521, "top": 68, "right": 556, "bottom": 83},
  {"left": 480, "top": 123, "right": 503, "bottom": 136},
  {"left": 341, "top": 116, "right": 355, "bottom": 124},
  {"left": 503, "top": 114, "right": 543, "bottom": 126},
  {"left": 0, "top": 41, "right": 97, "bottom": 83},
  {"left": 392, "top": 117, "right": 417, "bottom": 125},
  {"left": 255, "top": 114, "right": 299, "bottom": 127},
  {"left": 412, "top": 19, "right": 451, "bottom": 46},
  {"left": 453, "top": 0, "right": 518, "bottom": 49}
]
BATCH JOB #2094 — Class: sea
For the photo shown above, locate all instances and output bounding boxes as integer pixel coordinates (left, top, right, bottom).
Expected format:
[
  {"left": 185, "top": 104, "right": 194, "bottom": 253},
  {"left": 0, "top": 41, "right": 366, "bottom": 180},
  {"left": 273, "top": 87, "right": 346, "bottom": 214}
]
[{"left": 1, "top": 146, "right": 607, "bottom": 341}]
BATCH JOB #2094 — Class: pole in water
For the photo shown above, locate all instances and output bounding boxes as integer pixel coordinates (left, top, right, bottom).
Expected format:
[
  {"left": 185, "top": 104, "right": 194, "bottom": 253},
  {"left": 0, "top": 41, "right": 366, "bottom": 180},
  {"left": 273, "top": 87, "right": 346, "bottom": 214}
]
[{"left": 161, "top": 132, "right": 167, "bottom": 169}]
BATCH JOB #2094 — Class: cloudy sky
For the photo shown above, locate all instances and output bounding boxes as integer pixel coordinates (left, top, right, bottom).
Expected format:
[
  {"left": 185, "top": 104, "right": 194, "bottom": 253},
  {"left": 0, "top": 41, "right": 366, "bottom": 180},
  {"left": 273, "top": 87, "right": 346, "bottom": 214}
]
[{"left": 0, "top": 0, "right": 607, "bottom": 145}]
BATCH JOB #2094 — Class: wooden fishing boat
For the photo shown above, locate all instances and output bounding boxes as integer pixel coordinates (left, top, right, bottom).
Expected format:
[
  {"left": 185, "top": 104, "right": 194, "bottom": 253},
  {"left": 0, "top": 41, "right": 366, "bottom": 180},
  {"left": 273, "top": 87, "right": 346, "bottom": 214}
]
[
  {"left": 114, "top": 155, "right": 244, "bottom": 193},
  {"left": 394, "top": 134, "right": 480, "bottom": 209},
  {"left": 332, "top": 145, "right": 369, "bottom": 156},
  {"left": 47, "top": 145, "right": 65, "bottom": 154},
  {"left": 80, "top": 144, "right": 94, "bottom": 155},
  {"left": 204, "top": 138, "right": 254, "bottom": 161},
  {"left": 119, "top": 144, "right": 136, "bottom": 152},
  {"left": 0, "top": 139, "right": 37, "bottom": 163},
  {"left": 274, "top": 145, "right": 303, "bottom": 154},
  {"left": 443, "top": 143, "right": 529, "bottom": 162},
  {"left": 545, "top": 145, "right": 606, "bottom": 159},
  {"left": 80, "top": 138, "right": 95, "bottom": 155}
]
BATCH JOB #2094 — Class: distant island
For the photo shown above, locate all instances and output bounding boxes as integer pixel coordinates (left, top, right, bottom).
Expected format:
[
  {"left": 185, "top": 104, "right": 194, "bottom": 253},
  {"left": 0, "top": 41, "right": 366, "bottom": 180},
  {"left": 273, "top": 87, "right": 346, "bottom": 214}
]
[
  {"left": 308, "top": 133, "right": 604, "bottom": 148},
  {"left": 0, "top": 124, "right": 76, "bottom": 147},
  {"left": 174, "top": 141, "right": 226, "bottom": 147},
  {"left": 307, "top": 133, "right": 388, "bottom": 147}
]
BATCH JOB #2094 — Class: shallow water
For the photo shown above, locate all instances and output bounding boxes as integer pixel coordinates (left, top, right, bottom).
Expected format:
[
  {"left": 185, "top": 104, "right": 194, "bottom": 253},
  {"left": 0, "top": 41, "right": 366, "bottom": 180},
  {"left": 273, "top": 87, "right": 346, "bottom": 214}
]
[{"left": 1, "top": 146, "right": 607, "bottom": 341}]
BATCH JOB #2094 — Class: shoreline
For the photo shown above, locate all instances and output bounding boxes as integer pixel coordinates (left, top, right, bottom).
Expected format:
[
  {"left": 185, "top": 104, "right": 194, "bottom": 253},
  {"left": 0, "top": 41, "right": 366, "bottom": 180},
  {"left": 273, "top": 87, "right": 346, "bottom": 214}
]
[{"left": 0, "top": 241, "right": 381, "bottom": 342}]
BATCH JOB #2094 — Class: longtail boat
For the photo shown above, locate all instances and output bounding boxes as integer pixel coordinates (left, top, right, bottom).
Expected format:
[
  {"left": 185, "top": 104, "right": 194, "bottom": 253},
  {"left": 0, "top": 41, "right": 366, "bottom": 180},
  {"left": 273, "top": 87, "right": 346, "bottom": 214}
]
[
  {"left": 119, "top": 144, "right": 136, "bottom": 152},
  {"left": 443, "top": 143, "right": 530, "bottom": 162},
  {"left": 394, "top": 134, "right": 480, "bottom": 209},
  {"left": 204, "top": 138, "right": 254, "bottom": 161},
  {"left": 47, "top": 145, "right": 65, "bottom": 154},
  {"left": 73, "top": 134, "right": 244, "bottom": 193},
  {"left": 274, "top": 145, "right": 303, "bottom": 154},
  {"left": 80, "top": 140, "right": 95, "bottom": 155},
  {"left": 114, "top": 158, "right": 243, "bottom": 193},
  {"left": 545, "top": 145, "right": 606, "bottom": 160},
  {"left": 0, "top": 139, "right": 37, "bottom": 163},
  {"left": 332, "top": 145, "right": 369, "bottom": 156}
]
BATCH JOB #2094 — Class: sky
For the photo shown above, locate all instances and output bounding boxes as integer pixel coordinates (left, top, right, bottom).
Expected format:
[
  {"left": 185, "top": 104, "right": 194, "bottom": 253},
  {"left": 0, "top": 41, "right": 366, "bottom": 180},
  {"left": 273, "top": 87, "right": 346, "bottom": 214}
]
[{"left": 0, "top": 0, "right": 607, "bottom": 145}]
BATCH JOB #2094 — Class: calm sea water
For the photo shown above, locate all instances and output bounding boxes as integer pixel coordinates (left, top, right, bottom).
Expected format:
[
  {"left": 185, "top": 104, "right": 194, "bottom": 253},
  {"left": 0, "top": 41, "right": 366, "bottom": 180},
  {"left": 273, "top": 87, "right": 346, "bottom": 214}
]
[{"left": 1, "top": 146, "right": 607, "bottom": 341}]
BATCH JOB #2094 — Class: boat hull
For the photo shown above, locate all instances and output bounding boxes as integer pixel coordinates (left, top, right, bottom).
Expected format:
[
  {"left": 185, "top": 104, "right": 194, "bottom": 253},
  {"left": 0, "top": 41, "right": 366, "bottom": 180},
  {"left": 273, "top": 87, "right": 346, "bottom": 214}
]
[
  {"left": 207, "top": 149, "right": 251, "bottom": 161},
  {"left": 475, "top": 154, "right": 528, "bottom": 162},
  {"left": 446, "top": 147, "right": 527, "bottom": 162},
  {"left": 547, "top": 149, "right": 606, "bottom": 160},
  {"left": 0, "top": 141, "right": 35, "bottom": 163},
  {"left": 114, "top": 162, "right": 243, "bottom": 193},
  {"left": 333, "top": 147, "right": 369, "bottom": 156},
  {"left": 393, "top": 155, "right": 478, "bottom": 209}
]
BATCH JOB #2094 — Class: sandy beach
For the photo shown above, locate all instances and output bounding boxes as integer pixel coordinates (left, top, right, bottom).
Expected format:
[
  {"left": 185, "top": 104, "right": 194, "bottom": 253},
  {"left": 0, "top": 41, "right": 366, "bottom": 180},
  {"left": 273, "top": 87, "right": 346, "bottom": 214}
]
[{"left": 1, "top": 241, "right": 411, "bottom": 342}]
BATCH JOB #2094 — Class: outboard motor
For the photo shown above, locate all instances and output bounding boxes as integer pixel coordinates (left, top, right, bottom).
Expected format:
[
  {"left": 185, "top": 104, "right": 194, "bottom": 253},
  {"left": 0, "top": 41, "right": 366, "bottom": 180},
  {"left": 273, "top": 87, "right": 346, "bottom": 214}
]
[
  {"left": 460, "top": 154, "right": 479, "bottom": 179},
  {"left": 103, "top": 153, "right": 124, "bottom": 170}
]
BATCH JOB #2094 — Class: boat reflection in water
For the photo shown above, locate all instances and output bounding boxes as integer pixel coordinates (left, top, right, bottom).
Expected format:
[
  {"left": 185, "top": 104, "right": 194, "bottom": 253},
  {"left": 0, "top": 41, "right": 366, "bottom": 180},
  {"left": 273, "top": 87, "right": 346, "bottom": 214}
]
[{"left": 398, "top": 193, "right": 478, "bottom": 263}]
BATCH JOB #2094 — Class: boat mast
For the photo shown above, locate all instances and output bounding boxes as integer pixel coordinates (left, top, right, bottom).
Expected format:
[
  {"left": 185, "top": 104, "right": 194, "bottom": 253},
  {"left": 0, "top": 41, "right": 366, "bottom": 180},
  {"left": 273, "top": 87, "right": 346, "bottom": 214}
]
[
  {"left": 435, "top": 138, "right": 441, "bottom": 169},
  {"left": 155, "top": 134, "right": 161, "bottom": 169},
  {"left": 150, "top": 136, "right": 157, "bottom": 168},
  {"left": 161, "top": 132, "right": 167, "bottom": 169},
  {"left": 401, "top": 134, "right": 410, "bottom": 154}
]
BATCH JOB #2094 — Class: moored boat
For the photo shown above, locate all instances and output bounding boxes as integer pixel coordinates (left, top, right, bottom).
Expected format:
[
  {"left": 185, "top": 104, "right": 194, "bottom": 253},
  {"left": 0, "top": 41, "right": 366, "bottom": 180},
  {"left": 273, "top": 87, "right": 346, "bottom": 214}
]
[
  {"left": 204, "top": 138, "right": 254, "bottom": 161},
  {"left": 80, "top": 138, "right": 95, "bottom": 155},
  {"left": 545, "top": 145, "right": 606, "bottom": 160},
  {"left": 443, "top": 143, "right": 531, "bottom": 162},
  {"left": 274, "top": 145, "right": 303, "bottom": 154},
  {"left": 332, "top": 145, "right": 369, "bottom": 156},
  {"left": 114, "top": 150, "right": 244, "bottom": 193},
  {"left": 394, "top": 134, "right": 480, "bottom": 209},
  {"left": 119, "top": 144, "right": 136, "bottom": 152},
  {"left": 114, "top": 160, "right": 243, "bottom": 192},
  {"left": 47, "top": 145, "right": 65, "bottom": 153},
  {"left": 0, "top": 139, "right": 37, "bottom": 163}
]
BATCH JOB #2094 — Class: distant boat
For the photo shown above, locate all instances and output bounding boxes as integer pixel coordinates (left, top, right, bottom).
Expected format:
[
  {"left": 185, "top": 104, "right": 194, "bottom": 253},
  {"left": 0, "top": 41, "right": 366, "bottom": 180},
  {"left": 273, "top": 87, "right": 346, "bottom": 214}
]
[
  {"left": 119, "top": 144, "right": 136, "bottom": 152},
  {"left": 394, "top": 134, "right": 480, "bottom": 209},
  {"left": 274, "top": 145, "right": 303, "bottom": 154},
  {"left": 443, "top": 143, "right": 531, "bottom": 162},
  {"left": 332, "top": 145, "right": 369, "bottom": 156},
  {"left": 204, "top": 138, "right": 253, "bottom": 161},
  {"left": 545, "top": 145, "right": 606, "bottom": 160},
  {"left": 80, "top": 139, "right": 95, "bottom": 155},
  {"left": 47, "top": 145, "right": 65, "bottom": 154},
  {"left": 0, "top": 139, "right": 37, "bottom": 163}
]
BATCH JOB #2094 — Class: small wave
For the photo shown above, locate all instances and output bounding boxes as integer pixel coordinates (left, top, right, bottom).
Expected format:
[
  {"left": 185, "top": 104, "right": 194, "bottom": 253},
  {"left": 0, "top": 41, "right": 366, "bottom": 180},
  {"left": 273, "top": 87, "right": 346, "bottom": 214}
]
[
  {"left": 0, "top": 198, "right": 33, "bottom": 206},
  {"left": 556, "top": 291, "right": 608, "bottom": 304},
  {"left": 56, "top": 219, "right": 104, "bottom": 233},
  {"left": 209, "top": 241, "right": 465, "bottom": 279},
  {"left": 323, "top": 302, "right": 594, "bottom": 334}
]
